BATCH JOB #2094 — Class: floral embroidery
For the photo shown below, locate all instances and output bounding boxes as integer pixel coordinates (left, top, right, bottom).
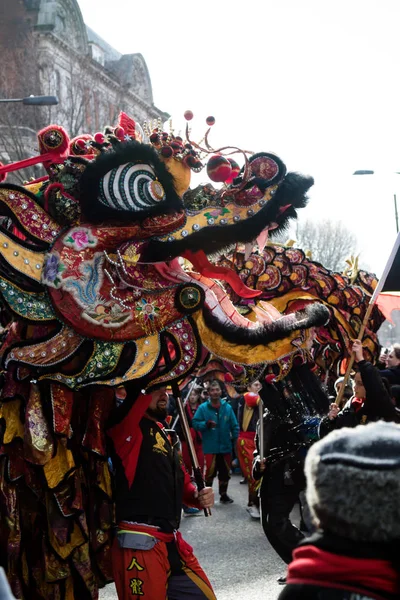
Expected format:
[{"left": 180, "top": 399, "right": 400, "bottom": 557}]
[
  {"left": 42, "top": 252, "right": 66, "bottom": 288},
  {"left": 135, "top": 298, "right": 161, "bottom": 334},
  {"left": 204, "top": 207, "right": 230, "bottom": 220},
  {"left": 63, "top": 227, "right": 98, "bottom": 250},
  {"left": 136, "top": 298, "right": 160, "bottom": 323}
]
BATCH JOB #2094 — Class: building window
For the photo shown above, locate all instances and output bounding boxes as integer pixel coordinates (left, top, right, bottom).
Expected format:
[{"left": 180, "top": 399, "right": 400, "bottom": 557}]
[{"left": 89, "top": 43, "right": 105, "bottom": 67}]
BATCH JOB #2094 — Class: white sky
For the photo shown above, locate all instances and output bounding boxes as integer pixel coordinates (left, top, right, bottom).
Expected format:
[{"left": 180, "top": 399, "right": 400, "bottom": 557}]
[{"left": 77, "top": 0, "right": 400, "bottom": 275}]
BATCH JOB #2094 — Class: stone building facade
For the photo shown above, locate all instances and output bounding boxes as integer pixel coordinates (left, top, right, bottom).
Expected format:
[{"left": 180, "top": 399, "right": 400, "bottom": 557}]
[{"left": 0, "top": 0, "right": 168, "bottom": 178}]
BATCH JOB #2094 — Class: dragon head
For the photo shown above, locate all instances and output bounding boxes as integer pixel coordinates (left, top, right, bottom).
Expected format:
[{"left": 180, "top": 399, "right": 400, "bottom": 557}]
[{"left": 0, "top": 113, "right": 328, "bottom": 391}]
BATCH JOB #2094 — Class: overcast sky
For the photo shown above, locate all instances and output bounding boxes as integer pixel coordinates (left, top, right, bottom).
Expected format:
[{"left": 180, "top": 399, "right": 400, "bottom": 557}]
[{"left": 77, "top": 0, "right": 400, "bottom": 275}]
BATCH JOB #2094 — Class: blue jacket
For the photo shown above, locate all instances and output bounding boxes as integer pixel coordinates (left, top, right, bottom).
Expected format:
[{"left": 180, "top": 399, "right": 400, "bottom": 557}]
[{"left": 192, "top": 400, "right": 239, "bottom": 455}]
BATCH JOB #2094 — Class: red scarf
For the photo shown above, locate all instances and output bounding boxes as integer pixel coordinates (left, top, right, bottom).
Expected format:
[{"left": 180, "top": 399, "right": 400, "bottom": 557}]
[
  {"left": 288, "top": 544, "right": 400, "bottom": 596},
  {"left": 351, "top": 396, "right": 364, "bottom": 412},
  {"left": 107, "top": 393, "right": 152, "bottom": 487}
]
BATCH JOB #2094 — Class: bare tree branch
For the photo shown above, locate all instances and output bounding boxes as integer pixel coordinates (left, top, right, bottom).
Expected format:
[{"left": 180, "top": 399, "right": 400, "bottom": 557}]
[{"left": 293, "top": 218, "right": 358, "bottom": 272}]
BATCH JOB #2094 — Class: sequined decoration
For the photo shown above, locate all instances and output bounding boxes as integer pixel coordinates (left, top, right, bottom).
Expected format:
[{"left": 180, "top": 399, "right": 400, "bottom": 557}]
[
  {"left": 41, "top": 341, "right": 123, "bottom": 389},
  {"left": 0, "top": 277, "right": 55, "bottom": 321}
]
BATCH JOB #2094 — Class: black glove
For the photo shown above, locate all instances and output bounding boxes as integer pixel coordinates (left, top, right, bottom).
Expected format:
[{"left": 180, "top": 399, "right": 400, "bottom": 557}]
[{"left": 206, "top": 420, "right": 217, "bottom": 429}]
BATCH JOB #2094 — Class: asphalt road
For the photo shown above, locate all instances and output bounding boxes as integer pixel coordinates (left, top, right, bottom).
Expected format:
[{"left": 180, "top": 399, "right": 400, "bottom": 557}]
[{"left": 100, "top": 473, "right": 289, "bottom": 599}]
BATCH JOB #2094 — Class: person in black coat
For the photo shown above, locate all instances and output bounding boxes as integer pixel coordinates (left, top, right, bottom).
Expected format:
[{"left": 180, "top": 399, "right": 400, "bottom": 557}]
[
  {"left": 252, "top": 363, "right": 331, "bottom": 574},
  {"left": 378, "top": 343, "right": 400, "bottom": 385},
  {"left": 320, "top": 340, "right": 400, "bottom": 437}
]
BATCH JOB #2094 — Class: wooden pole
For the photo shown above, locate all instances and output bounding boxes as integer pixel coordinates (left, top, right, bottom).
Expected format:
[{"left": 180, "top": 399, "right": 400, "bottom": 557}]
[
  {"left": 171, "top": 382, "right": 211, "bottom": 517},
  {"left": 335, "top": 300, "right": 375, "bottom": 406},
  {"left": 171, "top": 377, "right": 198, "bottom": 431}
]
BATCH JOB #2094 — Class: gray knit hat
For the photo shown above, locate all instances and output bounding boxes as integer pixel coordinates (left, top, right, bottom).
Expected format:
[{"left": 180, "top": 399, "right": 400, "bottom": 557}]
[{"left": 305, "top": 421, "right": 400, "bottom": 543}]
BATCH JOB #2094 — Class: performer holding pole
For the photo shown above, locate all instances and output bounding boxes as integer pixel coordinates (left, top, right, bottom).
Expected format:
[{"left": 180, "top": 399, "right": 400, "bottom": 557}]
[{"left": 336, "top": 232, "right": 400, "bottom": 406}]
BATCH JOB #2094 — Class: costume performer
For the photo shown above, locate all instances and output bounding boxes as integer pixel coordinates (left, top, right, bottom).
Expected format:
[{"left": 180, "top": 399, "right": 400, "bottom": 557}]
[
  {"left": 108, "top": 385, "right": 215, "bottom": 599},
  {"left": 253, "top": 363, "right": 330, "bottom": 569},
  {"left": 236, "top": 380, "right": 262, "bottom": 518},
  {"left": 0, "top": 110, "right": 329, "bottom": 598}
]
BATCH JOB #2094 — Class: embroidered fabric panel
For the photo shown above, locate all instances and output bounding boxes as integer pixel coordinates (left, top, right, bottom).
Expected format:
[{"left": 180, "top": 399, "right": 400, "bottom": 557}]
[
  {"left": 24, "top": 384, "right": 54, "bottom": 466},
  {"left": 150, "top": 318, "right": 198, "bottom": 388},
  {"left": 5, "top": 327, "right": 83, "bottom": 369},
  {"left": 47, "top": 228, "right": 183, "bottom": 341},
  {"left": 0, "top": 231, "right": 45, "bottom": 282},
  {"left": 0, "top": 277, "right": 55, "bottom": 321},
  {"left": 0, "top": 187, "right": 61, "bottom": 243},
  {"left": 50, "top": 384, "right": 74, "bottom": 438},
  {"left": 93, "top": 333, "right": 161, "bottom": 387},
  {"left": 156, "top": 185, "right": 277, "bottom": 242},
  {"left": 41, "top": 341, "right": 123, "bottom": 389}
]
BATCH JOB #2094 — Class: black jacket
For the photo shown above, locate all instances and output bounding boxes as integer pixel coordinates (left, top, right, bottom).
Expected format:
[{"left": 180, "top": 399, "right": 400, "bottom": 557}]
[
  {"left": 112, "top": 418, "right": 185, "bottom": 531},
  {"left": 378, "top": 365, "right": 400, "bottom": 385},
  {"left": 321, "top": 361, "right": 400, "bottom": 436}
]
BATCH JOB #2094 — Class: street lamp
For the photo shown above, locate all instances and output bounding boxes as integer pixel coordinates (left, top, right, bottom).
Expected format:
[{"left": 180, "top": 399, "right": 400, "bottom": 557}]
[
  {"left": 0, "top": 95, "right": 58, "bottom": 106},
  {"left": 353, "top": 169, "right": 399, "bottom": 233}
]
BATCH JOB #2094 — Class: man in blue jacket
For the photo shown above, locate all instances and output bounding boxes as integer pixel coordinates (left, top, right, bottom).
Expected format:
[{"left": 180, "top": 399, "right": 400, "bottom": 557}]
[{"left": 192, "top": 380, "right": 239, "bottom": 504}]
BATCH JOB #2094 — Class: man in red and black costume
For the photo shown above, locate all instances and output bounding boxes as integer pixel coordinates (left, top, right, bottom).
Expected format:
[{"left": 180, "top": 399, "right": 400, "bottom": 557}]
[
  {"left": 107, "top": 385, "right": 216, "bottom": 600},
  {"left": 236, "top": 380, "right": 262, "bottom": 519}
]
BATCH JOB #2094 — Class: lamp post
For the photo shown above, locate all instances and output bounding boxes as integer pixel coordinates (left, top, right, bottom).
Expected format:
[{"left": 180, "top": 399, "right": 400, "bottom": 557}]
[
  {"left": 353, "top": 170, "right": 399, "bottom": 233},
  {"left": 0, "top": 95, "right": 58, "bottom": 106}
]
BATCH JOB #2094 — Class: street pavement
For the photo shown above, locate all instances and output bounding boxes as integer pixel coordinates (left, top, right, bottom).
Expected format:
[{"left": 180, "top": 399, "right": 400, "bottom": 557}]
[{"left": 100, "top": 473, "right": 289, "bottom": 599}]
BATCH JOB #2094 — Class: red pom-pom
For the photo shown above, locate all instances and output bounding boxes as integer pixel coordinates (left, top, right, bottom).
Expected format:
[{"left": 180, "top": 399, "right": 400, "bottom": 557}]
[
  {"left": 206, "top": 116, "right": 215, "bottom": 126},
  {"left": 207, "top": 154, "right": 232, "bottom": 183},
  {"left": 114, "top": 126, "right": 125, "bottom": 141},
  {"left": 265, "top": 374, "right": 276, "bottom": 385},
  {"left": 94, "top": 132, "right": 106, "bottom": 144},
  {"left": 224, "top": 372, "right": 235, "bottom": 382},
  {"left": 225, "top": 158, "right": 241, "bottom": 185},
  {"left": 171, "top": 141, "right": 183, "bottom": 153},
  {"left": 184, "top": 110, "right": 194, "bottom": 121},
  {"left": 160, "top": 146, "right": 174, "bottom": 158},
  {"left": 244, "top": 392, "right": 259, "bottom": 408},
  {"left": 75, "top": 139, "right": 87, "bottom": 150}
]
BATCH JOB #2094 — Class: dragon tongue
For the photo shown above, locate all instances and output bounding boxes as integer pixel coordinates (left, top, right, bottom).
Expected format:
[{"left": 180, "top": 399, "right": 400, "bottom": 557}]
[{"left": 182, "top": 249, "right": 261, "bottom": 299}]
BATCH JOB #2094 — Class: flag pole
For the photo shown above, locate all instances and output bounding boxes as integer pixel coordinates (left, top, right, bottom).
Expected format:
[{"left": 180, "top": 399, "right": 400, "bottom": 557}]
[{"left": 335, "top": 299, "right": 375, "bottom": 406}]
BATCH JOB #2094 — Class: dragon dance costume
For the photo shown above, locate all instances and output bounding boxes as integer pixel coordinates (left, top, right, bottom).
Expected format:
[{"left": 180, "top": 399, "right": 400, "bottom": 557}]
[{"left": 0, "top": 108, "right": 333, "bottom": 598}]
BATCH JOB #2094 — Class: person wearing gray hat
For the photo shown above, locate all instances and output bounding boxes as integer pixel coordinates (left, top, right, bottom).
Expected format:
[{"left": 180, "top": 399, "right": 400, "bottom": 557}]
[{"left": 278, "top": 421, "right": 400, "bottom": 599}]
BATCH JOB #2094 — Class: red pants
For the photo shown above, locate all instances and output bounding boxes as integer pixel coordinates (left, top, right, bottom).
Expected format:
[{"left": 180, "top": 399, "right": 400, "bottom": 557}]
[
  {"left": 112, "top": 523, "right": 216, "bottom": 600},
  {"left": 237, "top": 433, "right": 258, "bottom": 503}
]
